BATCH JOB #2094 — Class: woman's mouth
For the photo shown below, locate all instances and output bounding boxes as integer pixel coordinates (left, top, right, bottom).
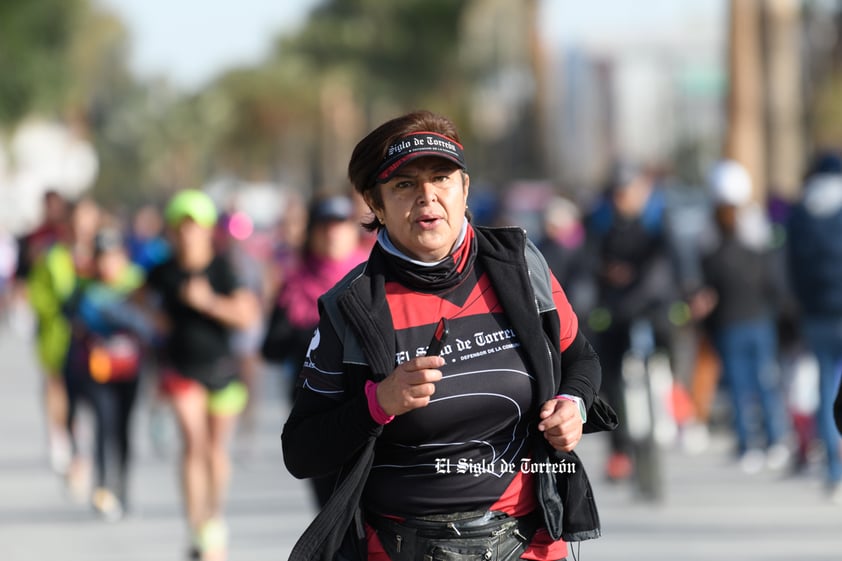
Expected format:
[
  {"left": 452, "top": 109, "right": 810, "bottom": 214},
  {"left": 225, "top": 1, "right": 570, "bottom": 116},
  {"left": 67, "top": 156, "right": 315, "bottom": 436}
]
[{"left": 416, "top": 216, "right": 442, "bottom": 230}]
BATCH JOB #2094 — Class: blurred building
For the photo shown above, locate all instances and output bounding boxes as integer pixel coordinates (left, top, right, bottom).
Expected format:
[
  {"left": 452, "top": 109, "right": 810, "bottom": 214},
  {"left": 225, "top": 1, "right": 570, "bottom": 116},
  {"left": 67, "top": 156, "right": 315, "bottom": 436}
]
[
  {"left": 548, "top": 47, "right": 614, "bottom": 193},
  {"left": 542, "top": 2, "right": 727, "bottom": 191},
  {"left": 0, "top": 120, "right": 98, "bottom": 234}
]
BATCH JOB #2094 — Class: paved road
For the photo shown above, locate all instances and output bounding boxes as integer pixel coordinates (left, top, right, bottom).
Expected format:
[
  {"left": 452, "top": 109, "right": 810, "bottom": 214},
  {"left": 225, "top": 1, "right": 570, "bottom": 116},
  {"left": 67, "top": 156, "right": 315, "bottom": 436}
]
[
  {"left": 0, "top": 324, "right": 311, "bottom": 561},
  {"left": 0, "top": 325, "right": 839, "bottom": 561}
]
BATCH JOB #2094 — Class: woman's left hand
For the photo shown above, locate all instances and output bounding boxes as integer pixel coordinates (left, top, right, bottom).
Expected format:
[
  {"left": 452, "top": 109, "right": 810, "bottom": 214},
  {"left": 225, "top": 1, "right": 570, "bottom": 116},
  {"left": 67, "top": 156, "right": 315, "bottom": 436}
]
[{"left": 538, "top": 398, "right": 584, "bottom": 452}]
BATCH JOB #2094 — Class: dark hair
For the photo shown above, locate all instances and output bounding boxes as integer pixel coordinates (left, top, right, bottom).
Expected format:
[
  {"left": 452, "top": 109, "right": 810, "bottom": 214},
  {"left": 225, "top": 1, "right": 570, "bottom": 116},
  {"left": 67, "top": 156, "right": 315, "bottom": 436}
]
[
  {"left": 44, "top": 189, "right": 62, "bottom": 201},
  {"left": 805, "top": 150, "right": 842, "bottom": 180},
  {"left": 348, "top": 110, "right": 463, "bottom": 232},
  {"left": 306, "top": 193, "right": 354, "bottom": 231}
]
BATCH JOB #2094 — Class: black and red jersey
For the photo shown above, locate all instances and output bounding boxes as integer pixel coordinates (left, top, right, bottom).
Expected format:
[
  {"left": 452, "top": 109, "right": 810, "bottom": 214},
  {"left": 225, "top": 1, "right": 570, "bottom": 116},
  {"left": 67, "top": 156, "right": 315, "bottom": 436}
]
[
  {"left": 301, "top": 250, "right": 578, "bottom": 521},
  {"left": 288, "top": 224, "right": 603, "bottom": 561}
]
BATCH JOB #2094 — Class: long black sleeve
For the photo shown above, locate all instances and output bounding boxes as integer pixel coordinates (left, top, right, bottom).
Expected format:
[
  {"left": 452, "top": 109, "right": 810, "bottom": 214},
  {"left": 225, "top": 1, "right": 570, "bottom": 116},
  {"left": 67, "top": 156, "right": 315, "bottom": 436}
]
[
  {"left": 557, "top": 329, "right": 601, "bottom": 409},
  {"left": 282, "top": 385, "right": 382, "bottom": 479}
]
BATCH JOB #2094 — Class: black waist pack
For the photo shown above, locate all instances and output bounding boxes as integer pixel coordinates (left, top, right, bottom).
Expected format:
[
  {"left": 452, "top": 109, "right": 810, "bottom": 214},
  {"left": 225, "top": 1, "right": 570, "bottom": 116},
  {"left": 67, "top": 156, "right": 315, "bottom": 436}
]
[{"left": 366, "top": 510, "right": 542, "bottom": 561}]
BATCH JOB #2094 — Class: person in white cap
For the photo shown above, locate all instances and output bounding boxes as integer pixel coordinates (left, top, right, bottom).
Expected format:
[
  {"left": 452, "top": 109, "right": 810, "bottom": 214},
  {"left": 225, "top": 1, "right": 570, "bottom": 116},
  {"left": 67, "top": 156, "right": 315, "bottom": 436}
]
[{"left": 690, "top": 160, "right": 789, "bottom": 474}]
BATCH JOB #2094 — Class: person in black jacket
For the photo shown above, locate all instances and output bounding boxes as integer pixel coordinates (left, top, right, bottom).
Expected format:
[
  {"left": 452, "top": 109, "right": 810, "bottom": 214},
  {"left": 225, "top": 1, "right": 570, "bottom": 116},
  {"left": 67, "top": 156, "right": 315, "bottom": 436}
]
[
  {"left": 586, "top": 162, "right": 677, "bottom": 482},
  {"left": 281, "top": 111, "right": 615, "bottom": 561},
  {"left": 787, "top": 151, "right": 842, "bottom": 501}
]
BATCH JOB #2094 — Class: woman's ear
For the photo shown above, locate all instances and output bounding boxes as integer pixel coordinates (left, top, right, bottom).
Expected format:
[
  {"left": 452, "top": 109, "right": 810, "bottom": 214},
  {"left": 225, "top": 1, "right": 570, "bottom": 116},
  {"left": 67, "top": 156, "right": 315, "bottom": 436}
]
[
  {"left": 364, "top": 191, "right": 382, "bottom": 222},
  {"left": 462, "top": 172, "right": 470, "bottom": 203}
]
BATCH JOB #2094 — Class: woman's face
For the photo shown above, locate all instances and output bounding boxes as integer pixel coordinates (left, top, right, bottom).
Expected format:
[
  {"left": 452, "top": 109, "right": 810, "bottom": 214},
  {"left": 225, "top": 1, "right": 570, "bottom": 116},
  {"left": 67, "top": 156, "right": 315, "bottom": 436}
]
[{"left": 368, "top": 157, "right": 469, "bottom": 262}]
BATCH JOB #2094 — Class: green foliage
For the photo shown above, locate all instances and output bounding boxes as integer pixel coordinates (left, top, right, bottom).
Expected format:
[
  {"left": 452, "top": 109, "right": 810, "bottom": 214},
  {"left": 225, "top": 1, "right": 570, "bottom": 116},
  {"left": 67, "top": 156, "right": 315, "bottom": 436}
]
[
  {"left": 279, "top": 0, "right": 468, "bottom": 110},
  {"left": 0, "top": 0, "right": 83, "bottom": 124},
  {"left": 0, "top": 0, "right": 483, "bottom": 200},
  {"left": 187, "top": 0, "right": 474, "bottom": 183},
  {"left": 208, "top": 61, "right": 318, "bottom": 177}
]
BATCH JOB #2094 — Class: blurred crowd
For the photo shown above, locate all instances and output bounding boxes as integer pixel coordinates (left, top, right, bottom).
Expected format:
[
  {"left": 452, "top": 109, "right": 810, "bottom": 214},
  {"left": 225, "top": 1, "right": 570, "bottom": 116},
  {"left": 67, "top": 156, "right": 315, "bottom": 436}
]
[
  {"left": 518, "top": 150, "right": 842, "bottom": 505},
  {"left": 0, "top": 186, "right": 376, "bottom": 559},
  {"left": 2, "top": 146, "right": 842, "bottom": 546}
]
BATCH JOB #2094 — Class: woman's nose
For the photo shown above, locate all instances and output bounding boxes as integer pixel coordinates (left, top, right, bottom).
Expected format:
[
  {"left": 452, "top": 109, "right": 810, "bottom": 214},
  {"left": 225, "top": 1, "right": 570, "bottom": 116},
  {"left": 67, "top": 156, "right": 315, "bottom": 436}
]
[{"left": 417, "top": 181, "right": 437, "bottom": 204}]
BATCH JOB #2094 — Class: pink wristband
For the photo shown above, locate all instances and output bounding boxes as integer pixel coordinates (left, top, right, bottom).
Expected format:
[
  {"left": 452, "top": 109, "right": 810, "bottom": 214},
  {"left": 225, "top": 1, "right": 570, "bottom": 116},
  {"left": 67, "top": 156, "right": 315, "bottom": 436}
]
[{"left": 365, "top": 380, "right": 395, "bottom": 425}]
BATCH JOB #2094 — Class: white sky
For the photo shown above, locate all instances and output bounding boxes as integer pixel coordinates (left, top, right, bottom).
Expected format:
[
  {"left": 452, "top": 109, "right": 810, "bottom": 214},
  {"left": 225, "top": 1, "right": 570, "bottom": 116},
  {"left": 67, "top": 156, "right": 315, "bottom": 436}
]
[
  {"left": 541, "top": 0, "right": 725, "bottom": 48},
  {"left": 96, "top": 0, "right": 322, "bottom": 90},
  {"left": 97, "top": 0, "right": 725, "bottom": 91}
]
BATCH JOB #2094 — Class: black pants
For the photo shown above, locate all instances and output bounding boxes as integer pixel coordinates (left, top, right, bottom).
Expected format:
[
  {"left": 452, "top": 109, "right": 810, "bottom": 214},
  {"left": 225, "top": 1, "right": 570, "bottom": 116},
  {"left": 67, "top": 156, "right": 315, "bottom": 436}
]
[
  {"left": 595, "top": 322, "right": 633, "bottom": 455},
  {"left": 86, "top": 379, "right": 139, "bottom": 502},
  {"left": 64, "top": 342, "right": 86, "bottom": 455},
  {"left": 595, "top": 317, "right": 673, "bottom": 456}
]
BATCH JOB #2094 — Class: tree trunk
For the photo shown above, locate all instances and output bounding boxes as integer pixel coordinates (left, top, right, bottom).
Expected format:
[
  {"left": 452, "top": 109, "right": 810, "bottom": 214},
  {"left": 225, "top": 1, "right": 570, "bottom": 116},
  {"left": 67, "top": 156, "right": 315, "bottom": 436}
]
[
  {"left": 764, "top": 0, "right": 804, "bottom": 201},
  {"left": 526, "top": 0, "right": 549, "bottom": 178},
  {"left": 725, "top": 0, "right": 766, "bottom": 202},
  {"left": 318, "top": 78, "right": 364, "bottom": 193}
]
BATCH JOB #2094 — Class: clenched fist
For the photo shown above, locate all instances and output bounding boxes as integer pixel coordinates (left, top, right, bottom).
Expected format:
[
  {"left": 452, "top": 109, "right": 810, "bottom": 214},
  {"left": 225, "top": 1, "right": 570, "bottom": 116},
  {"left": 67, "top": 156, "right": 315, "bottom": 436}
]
[
  {"left": 375, "top": 356, "right": 445, "bottom": 416},
  {"left": 538, "top": 398, "right": 584, "bottom": 452}
]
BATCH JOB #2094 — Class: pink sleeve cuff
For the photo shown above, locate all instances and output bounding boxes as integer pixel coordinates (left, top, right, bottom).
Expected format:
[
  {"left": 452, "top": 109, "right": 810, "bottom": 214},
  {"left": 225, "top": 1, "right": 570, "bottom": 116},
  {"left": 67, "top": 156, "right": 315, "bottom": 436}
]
[
  {"left": 555, "top": 394, "right": 587, "bottom": 423},
  {"left": 365, "top": 380, "right": 395, "bottom": 425}
]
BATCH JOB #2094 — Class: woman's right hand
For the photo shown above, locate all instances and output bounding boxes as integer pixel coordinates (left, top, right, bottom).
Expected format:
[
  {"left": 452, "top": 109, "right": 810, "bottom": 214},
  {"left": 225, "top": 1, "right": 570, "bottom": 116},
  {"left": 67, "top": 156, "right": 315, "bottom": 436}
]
[{"left": 375, "top": 356, "right": 445, "bottom": 416}]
